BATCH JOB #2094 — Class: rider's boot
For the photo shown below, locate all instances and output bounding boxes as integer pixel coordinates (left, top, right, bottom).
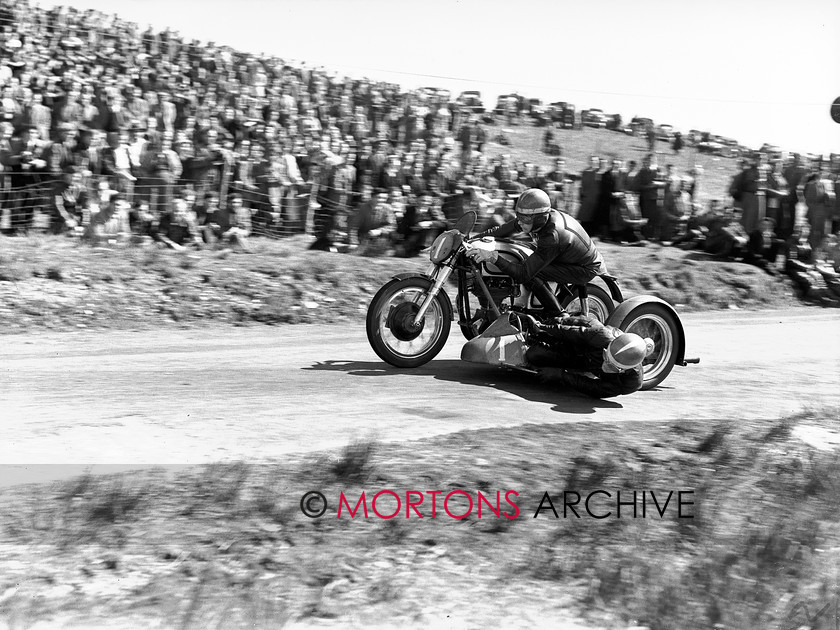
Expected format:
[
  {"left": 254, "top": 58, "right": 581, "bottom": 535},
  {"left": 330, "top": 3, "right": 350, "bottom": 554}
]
[{"left": 529, "top": 278, "right": 566, "bottom": 319}]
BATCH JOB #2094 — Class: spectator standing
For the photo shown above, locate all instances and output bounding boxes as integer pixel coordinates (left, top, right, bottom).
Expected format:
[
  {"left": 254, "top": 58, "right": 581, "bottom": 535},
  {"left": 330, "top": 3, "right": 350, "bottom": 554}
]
[
  {"left": 803, "top": 157, "right": 836, "bottom": 261},
  {"left": 672, "top": 131, "right": 684, "bottom": 154},
  {"left": 661, "top": 164, "right": 686, "bottom": 242},
  {"left": 26, "top": 91, "right": 51, "bottom": 141},
  {"left": 458, "top": 118, "right": 472, "bottom": 163},
  {"left": 577, "top": 155, "right": 601, "bottom": 233},
  {"left": 7, "top": 124, "right": 47, "bottom": 233},
  {"left": 595, "top": 157, "right": 622, "bottom": 240},
  {"left": 765, "top": 159, "right": 789, "bottom": 242},
  {"left": 735, "top": 152, "right": 768, "bottom": 235},
  {"left": 625, "top": 160, "right": 639, "bottom": 190},
  {"left": 633, "top": 154, "right": 662, "bottom": 241},
  {"left": 547, "top": 157, "right": 577, "bottom": 212},
  {"left": 782, "top": 153, "right": 808, "bottom": 241},
  {"left": 125, "top": 87, "right": 150, "bottom": 124},
  {"left": 139, "top": 132, "right": 181, "bottom": 217},
  {"left": 473, "top": 119, "right": 486, "bottom": 154}
]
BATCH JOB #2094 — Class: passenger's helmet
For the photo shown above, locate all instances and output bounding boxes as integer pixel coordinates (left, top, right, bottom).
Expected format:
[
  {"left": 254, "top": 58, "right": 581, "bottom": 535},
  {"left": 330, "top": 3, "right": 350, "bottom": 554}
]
[
  {"left": 515, "top": 188, "right": 552, "bottom": 231},
  {"left": 603, "top": 333, "right": 654, "bottom": 371}
]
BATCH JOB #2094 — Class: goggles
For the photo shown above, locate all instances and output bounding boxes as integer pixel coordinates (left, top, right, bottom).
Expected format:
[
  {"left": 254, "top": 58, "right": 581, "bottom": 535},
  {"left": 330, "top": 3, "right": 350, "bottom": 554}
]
[{"left": 516, "top": 210, "right": 549, "bottom": 224}]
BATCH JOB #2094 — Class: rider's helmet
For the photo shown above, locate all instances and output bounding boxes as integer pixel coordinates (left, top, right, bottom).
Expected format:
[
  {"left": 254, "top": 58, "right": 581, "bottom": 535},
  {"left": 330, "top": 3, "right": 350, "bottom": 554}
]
[
  {"left": 602, "top": 333, "right": 654, "bottom": 372},
  {"left": 515, "top": 188, "right": 552, "bottom": 232}
]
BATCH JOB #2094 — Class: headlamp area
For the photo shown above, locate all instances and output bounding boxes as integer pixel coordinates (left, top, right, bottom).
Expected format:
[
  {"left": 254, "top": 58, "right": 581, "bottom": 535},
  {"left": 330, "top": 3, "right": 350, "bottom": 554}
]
[{"left": 429, "top": 229, "right": 463, "bottom": 264}]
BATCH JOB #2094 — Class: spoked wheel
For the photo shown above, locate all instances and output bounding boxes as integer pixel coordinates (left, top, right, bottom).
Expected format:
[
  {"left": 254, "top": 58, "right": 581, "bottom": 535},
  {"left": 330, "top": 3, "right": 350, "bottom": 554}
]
[
  {"left": 614, "top": 303, "right": 679, "bottom": 390},
  {"left": 366, "top": 277, "right": 452, "bottom": 368},
  {"left": 559, "top": 285, "right": 615, "bottom": 323}
]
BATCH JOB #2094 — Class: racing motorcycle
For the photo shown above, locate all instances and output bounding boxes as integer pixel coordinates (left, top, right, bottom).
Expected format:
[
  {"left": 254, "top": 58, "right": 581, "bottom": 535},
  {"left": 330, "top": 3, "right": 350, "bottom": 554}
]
[{"left": 366, "top": 210, "right": 694, "bottom": 390}]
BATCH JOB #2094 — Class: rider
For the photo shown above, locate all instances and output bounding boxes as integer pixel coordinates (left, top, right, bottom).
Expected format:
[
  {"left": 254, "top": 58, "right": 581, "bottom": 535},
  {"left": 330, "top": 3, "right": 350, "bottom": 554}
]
[
  {"left": 525, "top": 312, "right": 654, "bottom": 398},
  {"left": 465, "top": 188, "right": 608, "bottom": 315}
]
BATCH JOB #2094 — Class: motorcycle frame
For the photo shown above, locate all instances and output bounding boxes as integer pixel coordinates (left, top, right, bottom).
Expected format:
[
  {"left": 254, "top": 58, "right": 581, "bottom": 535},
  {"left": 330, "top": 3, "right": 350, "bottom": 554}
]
[{"left": 410, "top": 235, "right": 625, "bottom": 338}]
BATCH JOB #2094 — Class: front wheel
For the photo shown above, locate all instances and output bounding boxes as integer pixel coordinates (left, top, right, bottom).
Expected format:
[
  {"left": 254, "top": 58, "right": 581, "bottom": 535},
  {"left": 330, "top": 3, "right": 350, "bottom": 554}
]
[
  {"left": 612, "top": 303, "right": 679, "bottom": 390},
  {"left": 366, "top": 277, "right": 452, "bottom": 368}
]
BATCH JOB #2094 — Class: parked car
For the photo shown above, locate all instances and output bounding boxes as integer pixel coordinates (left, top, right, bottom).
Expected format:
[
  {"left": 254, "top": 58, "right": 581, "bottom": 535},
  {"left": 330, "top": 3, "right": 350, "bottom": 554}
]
[
  {"left": 457, "top": 90, "right": 485, "bottom": 114},
  {"left": 418, "top": 87, "right": 451, "bottom": 105},
  {"left": 526, "top": 98, "right": 550, "bottom": 125},
  {"left": 656, "top": 124, "right": 675, "bottom": 142},
  {"left": 696, "top": 135, "right": 742, "bottom": 158},
  {"left": 759, "top": 143, "right": 783, "bottom": 159},
  {"left": 548, "top": 101, "right": 576, "bottom": 129},
  {"left": 606, "top": 113, "right": 623, "bottom": 131},
  {"left": 697, "top": 138, "right": 724, "bottom": 154},
  {"left": 625, "top": 116, "right": 653, "bottom": 136},
  {"left": 494, "top": 93, "right": 517, "bottom": 116},
  {"left": 686, "top": 129, "right": 704, "bottom": 146},
  {"left": 718, "top": 137, "right": 745, "bottom": 158},
  {"left": 581, "top": 108, "right": 609, "bottom": 128}
]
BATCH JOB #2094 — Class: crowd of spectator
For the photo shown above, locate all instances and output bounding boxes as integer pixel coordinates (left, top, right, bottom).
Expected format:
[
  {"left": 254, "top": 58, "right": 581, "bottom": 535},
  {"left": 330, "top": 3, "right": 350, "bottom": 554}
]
[
  {"left": 0, "top": 0, "right": 525, "bottom": 253},
  {"left": 0, "top": 0, "right": 837, "bottom": 299},
  {"left": 567, "top": 147, "right": 840, "bottom": 295}
]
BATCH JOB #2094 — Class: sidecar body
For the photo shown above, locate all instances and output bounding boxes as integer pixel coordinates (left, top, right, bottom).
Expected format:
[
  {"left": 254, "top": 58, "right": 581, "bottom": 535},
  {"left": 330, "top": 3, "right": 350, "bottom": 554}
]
[{"left": 460, "top": 315, "right": 533, "bottom": 371}]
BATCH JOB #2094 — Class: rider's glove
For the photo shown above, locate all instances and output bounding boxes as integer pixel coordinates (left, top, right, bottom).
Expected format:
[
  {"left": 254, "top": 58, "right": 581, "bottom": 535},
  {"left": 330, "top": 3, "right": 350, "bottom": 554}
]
[{"left": 466, "top": 248, "right": 498, "bottom": 264}]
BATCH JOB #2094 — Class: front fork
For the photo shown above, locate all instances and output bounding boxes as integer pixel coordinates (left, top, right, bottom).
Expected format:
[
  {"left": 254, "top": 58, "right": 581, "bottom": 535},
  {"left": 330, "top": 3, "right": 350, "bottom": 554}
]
[
  {"left": 411, "top": 263, "right": 454, "bottom": 328},
  {"left": 412, "top": 258, "right": 503, "bottom": 328}
]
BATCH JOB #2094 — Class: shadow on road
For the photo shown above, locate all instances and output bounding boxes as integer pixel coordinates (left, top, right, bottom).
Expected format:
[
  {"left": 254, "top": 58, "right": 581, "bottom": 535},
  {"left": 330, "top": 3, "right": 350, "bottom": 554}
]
[{"left": 304, "top": 359, "right": 623, "bottom": 415}]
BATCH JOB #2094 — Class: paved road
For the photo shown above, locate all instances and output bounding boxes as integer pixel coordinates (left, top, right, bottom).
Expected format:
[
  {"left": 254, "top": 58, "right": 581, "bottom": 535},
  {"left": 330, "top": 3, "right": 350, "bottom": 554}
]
[{"left": 2, "top": 309, "right": 838, "bottom": 478}]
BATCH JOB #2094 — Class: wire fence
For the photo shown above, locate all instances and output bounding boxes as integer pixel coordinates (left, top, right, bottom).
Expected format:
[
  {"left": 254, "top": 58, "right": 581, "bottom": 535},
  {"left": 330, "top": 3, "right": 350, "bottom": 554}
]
[{"left": 0, "top": 171, "right": 468, "bottom": 239}]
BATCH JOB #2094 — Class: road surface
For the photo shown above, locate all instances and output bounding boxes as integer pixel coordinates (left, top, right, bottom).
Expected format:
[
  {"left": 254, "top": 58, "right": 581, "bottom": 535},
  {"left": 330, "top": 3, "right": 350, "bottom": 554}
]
[{"left": 1, "top": 308, "right": 838, "bottom": 481}]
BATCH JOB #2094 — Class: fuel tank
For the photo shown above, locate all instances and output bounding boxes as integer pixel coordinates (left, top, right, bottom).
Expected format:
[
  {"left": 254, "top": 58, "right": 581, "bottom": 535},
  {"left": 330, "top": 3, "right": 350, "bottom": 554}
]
[{"left": 480, "top": 238, "right": 535, "bottom": 276}]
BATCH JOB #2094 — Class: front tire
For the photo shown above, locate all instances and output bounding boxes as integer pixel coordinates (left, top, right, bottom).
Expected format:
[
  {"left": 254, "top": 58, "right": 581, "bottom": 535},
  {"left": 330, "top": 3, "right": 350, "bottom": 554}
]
[
  {"left": 612, "top": 303, "right": 679, "bottom": 390},
  {"left": 366, "top": 277, "right": 452, "bottom": 368}
]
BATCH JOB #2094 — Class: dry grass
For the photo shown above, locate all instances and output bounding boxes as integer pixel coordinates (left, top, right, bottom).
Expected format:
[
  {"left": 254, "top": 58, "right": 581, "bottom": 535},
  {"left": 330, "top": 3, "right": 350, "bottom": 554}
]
[
  {"left": 2, "top": 407, "right": 840, "bottom": 629},
  {"left": 0, "top": 233, "right": 805, "bottom": 335}
]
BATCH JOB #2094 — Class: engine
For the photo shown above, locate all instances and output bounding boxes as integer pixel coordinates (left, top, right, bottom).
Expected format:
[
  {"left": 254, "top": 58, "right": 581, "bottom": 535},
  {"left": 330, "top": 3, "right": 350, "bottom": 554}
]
[{"left": 471, "top": 274, "right": 516, "bottom": 309}]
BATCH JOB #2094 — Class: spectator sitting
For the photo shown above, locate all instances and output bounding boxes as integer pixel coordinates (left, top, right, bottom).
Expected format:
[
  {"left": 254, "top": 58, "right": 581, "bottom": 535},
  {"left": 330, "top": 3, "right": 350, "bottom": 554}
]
[
  {"left": 83, "top": 182, "right": 131, "bottom": 243},
  {"left": 156, "top": 189, "right": 203, "bottom": 250},
  {"left": 670, "top": 200, "right": 719, "bottom": 250},
  {"left": 744, "top": 216, "right": 784, "bottom": 274},
  {"left": 223, "top": 192, "right": 253, "bottom": 250},
  {"left": 704, "top": 206, "right": 750, "bottom": 259},
  {"left": 52, "top": 166, "right": 89, "bottom": 235},
  {"left": 356, "top": 188, "right": 396, "bottom": 256},
  {"left": 398, "top": 192, "right": 447, "bottom": 258}
]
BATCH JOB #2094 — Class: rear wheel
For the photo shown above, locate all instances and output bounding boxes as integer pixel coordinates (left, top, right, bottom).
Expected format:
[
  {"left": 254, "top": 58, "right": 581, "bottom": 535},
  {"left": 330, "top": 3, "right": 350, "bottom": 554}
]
[
  {"left": 559, "top": 285, "right": 615, "bottom": 323},
  {"left": 613, "top": 303, "right": 679, "bottom": 390},
  {"left": 366, "top": 277, "right": 452, "bottom": 368}
]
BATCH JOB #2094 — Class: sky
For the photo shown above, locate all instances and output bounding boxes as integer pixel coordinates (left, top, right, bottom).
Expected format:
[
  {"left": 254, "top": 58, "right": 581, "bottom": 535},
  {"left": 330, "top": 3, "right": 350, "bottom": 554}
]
[{"left": 33, "top": 0, "right": 840, "bottom": 155}]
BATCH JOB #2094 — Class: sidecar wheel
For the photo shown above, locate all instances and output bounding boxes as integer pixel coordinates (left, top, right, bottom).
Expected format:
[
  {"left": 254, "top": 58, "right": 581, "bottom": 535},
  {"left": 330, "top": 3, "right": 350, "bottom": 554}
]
[
  {"left": 366, "top": 277, "right": 452, "bottom": 368},
  {"left": 613, "top": 303, "right": 679, "bottom": 390},
  {"left": 559, "top": 285, "right": 615, "bottom": 323}
]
